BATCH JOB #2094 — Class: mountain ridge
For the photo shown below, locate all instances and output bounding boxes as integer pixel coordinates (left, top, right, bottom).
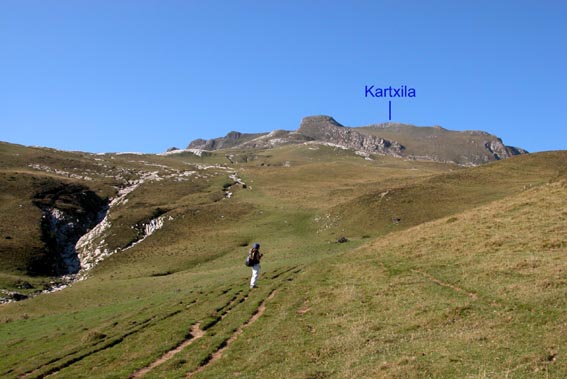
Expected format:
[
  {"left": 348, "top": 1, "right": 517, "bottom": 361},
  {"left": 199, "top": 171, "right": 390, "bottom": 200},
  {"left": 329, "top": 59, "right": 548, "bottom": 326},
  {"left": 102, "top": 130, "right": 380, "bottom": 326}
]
[{"left": 186, "top": 115, "right": 527, "bottom": 166}]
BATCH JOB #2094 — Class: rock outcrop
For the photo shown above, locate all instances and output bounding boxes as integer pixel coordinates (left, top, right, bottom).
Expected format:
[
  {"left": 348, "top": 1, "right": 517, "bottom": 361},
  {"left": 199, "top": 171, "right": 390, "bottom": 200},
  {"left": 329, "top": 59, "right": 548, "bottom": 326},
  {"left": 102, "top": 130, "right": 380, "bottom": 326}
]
[
  {"left": 32, "top": 184, "right": 108, "bottom": 275},
  {"left": 188, "top": 131, "right": 267, "bottom": 150},
  {"left": 484, "top": 139, "right": 528, "bottom": 160},
  {"left": 298, "top": 116, "right": 404, "bottom": 157},
  {"left": 184, "top": 115, "right": 527, "bottom": 165}
]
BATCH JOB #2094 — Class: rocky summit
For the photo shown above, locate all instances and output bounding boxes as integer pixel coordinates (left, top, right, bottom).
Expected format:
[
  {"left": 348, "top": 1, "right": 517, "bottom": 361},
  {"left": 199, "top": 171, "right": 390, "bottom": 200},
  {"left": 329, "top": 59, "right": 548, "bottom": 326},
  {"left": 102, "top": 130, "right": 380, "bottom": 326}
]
[
  {"left": 297, "top": 116, "right": 404, "bottom": 157},
  {"left": 186, "top": 115, "right": 527, "bottom": 166}
]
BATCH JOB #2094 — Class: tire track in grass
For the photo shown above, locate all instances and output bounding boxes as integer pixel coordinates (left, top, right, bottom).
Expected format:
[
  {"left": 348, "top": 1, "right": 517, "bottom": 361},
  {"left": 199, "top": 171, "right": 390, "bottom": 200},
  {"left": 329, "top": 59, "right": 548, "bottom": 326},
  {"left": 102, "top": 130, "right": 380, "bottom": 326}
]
[
  {"left": 19, "top": 284, "right": 238, "bottom": 378},
  {"left": 129, "top": 323, "right": 205, "bottom": 378},
  {"left": 18, "top": 314, "right": 162, "bottom": 379},
  {"left": 129, "top": 291, "right": 246, "bottom": 378},
  {"left": 28, "top": 308, "right": 188, "bottom": 379},
  {"left": 6, "top": 306, "right": 157, "bottom": 378},
  {"left": 269, "top": 265, "right": 299, "bottom": 280},
  {"left": 34, "top": 268, "right": 296, "bottom": 379},
  {"left": 201, "top": 290, "right": 248, "bottom": 331},
  {"left": 186, "top": 289, "right": 277, "bottom": 378},
  {"left": 19, "top": 296, "right": 205, "bottom": 379}
]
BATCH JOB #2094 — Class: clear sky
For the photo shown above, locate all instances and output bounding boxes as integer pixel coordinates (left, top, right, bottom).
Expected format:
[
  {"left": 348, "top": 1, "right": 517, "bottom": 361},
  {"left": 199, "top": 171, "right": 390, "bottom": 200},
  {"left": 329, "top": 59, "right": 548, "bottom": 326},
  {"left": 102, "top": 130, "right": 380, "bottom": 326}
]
[{"left": 1, "top": 1, "right": 565, "bottom": 153}]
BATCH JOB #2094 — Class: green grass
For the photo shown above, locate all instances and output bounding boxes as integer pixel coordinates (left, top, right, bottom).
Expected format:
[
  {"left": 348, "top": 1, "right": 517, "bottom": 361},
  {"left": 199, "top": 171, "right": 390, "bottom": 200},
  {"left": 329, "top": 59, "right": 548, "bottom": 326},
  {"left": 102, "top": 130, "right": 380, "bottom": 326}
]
[
  {"left": 326, "top": 151, "right": 567, "bottom": 238},
  {"left": 214, "top": 180, "right": 567, "bottom": 378},
  {"left": 1, "top": 141, "right": 567, "bottom": 378}
]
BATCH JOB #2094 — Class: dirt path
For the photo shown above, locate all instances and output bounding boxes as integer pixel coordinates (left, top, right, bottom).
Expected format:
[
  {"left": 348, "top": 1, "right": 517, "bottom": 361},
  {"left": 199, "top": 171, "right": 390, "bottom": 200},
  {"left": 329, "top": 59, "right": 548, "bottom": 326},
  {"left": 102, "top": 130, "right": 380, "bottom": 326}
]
[
  {"left": 186, "top": 290, "right": 277, "bottom": 378},
  {"left": 129, "top": 292, "right": 245, "bottom": 378},
  {"left": 130, "top": 323, "right": 204, "bottom": 378}
]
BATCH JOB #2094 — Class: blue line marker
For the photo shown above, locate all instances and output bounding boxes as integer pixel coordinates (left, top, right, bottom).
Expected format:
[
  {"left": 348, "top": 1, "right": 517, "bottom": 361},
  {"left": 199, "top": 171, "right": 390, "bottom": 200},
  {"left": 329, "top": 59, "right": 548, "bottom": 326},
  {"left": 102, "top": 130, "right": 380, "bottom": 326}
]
[{"left": 388, "top": 101, "right": 392, "bottom": 120}]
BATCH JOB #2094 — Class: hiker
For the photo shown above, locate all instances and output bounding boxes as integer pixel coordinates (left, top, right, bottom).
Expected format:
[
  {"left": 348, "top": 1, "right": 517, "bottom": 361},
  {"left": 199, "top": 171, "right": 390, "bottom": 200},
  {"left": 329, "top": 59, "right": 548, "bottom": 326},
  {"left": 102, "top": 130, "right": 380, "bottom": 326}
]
[{"left": 248, "top": 243, "right": 263, "bottom": 288}]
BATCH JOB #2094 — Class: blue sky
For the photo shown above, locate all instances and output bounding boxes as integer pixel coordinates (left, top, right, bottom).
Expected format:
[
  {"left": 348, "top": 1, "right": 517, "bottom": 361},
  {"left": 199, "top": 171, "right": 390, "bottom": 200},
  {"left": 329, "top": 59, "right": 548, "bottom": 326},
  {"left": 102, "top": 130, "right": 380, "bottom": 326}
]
[{"left": 1, "top": 1, "right": 565, "bottom": 153}]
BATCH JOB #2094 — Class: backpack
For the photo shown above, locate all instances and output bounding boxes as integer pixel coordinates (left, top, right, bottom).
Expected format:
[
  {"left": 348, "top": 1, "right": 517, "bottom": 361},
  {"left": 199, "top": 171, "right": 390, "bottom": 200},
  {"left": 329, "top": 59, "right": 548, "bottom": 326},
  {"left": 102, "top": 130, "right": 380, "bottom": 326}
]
[
  {"left": 244, "top": 248, "right": 258, "bottom": 267},
  {"left": 244, "top": 254, "right": 253, "bottom": 267}
]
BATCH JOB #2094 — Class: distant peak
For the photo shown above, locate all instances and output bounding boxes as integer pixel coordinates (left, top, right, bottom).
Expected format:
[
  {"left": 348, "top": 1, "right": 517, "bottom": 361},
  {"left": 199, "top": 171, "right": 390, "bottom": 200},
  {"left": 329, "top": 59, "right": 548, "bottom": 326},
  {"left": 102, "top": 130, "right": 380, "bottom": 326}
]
[
  {"left": 225, "top": 131, "right": 243, "bottom": 139},
  {"left": 300, "top": 115, "right": 344, "bottom": 128},
  {"left": 298, "top": 116, "right": 344, "bottom": 138}
]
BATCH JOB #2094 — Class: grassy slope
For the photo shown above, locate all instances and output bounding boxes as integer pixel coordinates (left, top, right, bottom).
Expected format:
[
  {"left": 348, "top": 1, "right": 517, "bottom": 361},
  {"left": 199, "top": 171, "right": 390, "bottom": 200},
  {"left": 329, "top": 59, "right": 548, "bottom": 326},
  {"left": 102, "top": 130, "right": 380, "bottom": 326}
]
[
  {"left": 0, "top": 143, "right": 566, "bottom": 378},
  {"left": 328, "top": 151, "right": 567, "bottom": 238},
  {"left": 357, "top": 124, "right": 513, "bottom": 165},
  {"left": 244, "top": 180, "right": 567, "bottom": 378}
]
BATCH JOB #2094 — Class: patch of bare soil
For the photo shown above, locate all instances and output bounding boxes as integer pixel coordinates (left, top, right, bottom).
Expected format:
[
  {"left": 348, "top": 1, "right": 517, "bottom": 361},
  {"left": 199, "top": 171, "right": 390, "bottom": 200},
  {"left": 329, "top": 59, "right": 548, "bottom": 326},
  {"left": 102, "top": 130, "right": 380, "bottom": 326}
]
[{"left": 130, "top": 323, "right": 204, "bottom": 378}]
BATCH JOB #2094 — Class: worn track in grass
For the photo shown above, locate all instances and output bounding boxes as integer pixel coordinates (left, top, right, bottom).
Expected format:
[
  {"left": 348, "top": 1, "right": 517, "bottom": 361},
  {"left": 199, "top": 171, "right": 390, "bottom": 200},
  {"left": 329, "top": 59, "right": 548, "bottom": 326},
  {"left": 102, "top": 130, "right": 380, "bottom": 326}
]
[
  {"left": 130, "top": 265, "right": 301, "bottom": 378},
  {"left": 186, "top": 290, "right": 278, "bottom": 378},
  {"left": 130, "top": 323, "right": 205, "bottom": 378}
]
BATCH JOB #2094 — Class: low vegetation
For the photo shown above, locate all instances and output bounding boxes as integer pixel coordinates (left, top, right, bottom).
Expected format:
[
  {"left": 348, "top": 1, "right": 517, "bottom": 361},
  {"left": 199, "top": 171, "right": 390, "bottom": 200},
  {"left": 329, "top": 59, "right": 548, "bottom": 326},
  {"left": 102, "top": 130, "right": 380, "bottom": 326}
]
[{"left": 0, "top": 141, "right": 566, "bottom": 378}]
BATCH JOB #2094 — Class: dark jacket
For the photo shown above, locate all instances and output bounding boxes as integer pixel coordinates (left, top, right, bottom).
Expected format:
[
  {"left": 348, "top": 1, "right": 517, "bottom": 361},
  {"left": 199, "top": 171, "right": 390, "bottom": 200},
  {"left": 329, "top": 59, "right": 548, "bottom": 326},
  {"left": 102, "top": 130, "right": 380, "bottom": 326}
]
[{"left": 248, "top": 248, "right": 263, "bottom": 265}]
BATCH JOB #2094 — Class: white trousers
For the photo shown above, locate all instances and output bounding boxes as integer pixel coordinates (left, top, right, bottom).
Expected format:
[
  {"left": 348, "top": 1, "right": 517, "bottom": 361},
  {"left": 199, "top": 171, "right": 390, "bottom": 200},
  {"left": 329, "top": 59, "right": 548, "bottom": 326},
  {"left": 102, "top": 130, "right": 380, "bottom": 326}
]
[{"left": 250, "top": 264, "right": 261, "bottom": 287}]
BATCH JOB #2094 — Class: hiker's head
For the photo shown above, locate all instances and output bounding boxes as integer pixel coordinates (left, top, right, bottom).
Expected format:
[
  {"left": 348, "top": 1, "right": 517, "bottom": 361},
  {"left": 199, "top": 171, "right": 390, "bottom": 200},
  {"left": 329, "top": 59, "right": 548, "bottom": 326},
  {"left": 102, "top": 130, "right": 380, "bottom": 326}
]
[{"left": 253, "top": 243, "right": 260, "bottom": 249}]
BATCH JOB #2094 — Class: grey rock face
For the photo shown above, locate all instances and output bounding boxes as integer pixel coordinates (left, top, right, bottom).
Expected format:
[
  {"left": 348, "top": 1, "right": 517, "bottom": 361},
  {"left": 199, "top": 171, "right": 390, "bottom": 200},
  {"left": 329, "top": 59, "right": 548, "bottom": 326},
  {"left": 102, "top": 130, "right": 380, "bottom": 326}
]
[
  {"left": 484, "top": 139, "right": 528, "bottom": 160},
  {"left": 187, "top": 138, "right": 207, "bottom": 149},
  {"left": 298, "top": 116, "right": 404, "bottom": 156},
  {"left": 188, "top": 132, "right": 267, "bottom": 150}
]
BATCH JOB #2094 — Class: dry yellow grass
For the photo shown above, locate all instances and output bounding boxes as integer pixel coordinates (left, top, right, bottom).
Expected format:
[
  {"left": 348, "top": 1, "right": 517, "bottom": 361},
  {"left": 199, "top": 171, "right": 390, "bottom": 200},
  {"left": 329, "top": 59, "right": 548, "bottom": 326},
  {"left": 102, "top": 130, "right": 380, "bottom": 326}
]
[{"left": 245, "top": 180, "right": 567, "bottom": 378}]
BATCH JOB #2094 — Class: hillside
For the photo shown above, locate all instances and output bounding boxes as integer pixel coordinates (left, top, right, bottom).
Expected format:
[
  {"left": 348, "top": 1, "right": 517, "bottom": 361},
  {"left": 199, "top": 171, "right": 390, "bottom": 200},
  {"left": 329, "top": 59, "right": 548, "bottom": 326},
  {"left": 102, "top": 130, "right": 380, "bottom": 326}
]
[
  {"left": 186, "top": 115, "right": 527, "bottom": 166},
  {"left": 243, "top": 176, "right": 567, "bottom": 378},
  {"left": 325, "top": 151, "right": 567, "bottom": 237},
  {"left": 0, "top": 141, "right": 457, "bottom": 295},
  {"left": 0, "top": 139, "right": 566, "bottom": 378},
  {"left": 0, "top": 143, "right": 255, "bottom": 293}
]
